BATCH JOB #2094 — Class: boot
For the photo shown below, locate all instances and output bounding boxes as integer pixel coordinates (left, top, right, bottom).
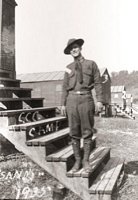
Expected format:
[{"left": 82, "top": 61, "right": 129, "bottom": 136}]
[
  {"left": 72, "top": 139, "right": 82, "bottom": 172},
  {"left": 83, "top": 139, "right": 92, "bottom": 172}
]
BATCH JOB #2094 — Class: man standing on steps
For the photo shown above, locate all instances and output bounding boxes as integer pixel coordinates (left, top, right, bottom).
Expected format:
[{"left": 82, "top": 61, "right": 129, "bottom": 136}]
[{"left": 61, "top": 38, "right": 103, "bottom": 173}]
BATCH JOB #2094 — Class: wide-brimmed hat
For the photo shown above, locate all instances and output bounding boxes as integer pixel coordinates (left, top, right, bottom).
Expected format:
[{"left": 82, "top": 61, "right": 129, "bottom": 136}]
[{"left": 64, "top": 38, "right": 84, "bottom": 55}]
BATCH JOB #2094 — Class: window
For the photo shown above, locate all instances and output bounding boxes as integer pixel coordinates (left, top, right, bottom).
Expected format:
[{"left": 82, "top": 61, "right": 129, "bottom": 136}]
[{"left": 56, "top": 84, "right": 62, "bottom": 92}]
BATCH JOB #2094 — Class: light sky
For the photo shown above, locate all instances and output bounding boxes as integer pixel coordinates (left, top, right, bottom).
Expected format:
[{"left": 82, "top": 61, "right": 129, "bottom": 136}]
[{"left": 15, "top": 0, "right": 138, "bottom": 75}]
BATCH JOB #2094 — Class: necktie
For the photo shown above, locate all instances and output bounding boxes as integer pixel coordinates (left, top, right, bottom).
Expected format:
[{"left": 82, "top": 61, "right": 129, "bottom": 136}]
[{"left": 75, "top": 61, "right": 83, "bottom": 84}]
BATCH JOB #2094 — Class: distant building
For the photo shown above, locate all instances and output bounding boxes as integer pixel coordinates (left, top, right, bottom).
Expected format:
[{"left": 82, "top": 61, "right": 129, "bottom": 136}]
[
  {"left": 99, "top": 68, "right": 111, "bottom": 105},
  {"left": 17, "top": 68, "right": 111, "bottom": 109},
  {"left": 17, "top": 71, "right": 64, "bottom": 107},
  {"left": 111, "top": 85, "right": 126, "bottom": 105}
]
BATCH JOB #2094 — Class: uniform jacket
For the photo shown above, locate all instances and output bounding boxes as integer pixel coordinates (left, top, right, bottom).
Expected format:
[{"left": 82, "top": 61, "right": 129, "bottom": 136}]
[{"left": 61, "top": 58, "right": 103, "bottom": 106}]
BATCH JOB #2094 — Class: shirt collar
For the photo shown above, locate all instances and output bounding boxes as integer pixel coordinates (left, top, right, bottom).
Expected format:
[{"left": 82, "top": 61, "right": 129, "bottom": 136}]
[{"left": 75, "top": 56, "right": 85, "bottom": 63}]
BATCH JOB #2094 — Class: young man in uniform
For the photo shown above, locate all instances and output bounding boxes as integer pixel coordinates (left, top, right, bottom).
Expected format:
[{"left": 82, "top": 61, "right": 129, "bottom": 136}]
[{"left": 61, "top": 38, "right": 103, "bottom": 172}]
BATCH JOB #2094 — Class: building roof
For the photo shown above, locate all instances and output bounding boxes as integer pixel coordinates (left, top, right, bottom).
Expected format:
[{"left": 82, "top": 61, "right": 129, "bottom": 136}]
[
  {"left": 17, "top": 71, "right": 65, "bottom": 83},
  {"left": 17, "top": 68, "right": 109, "bottom": 83},
  {"left": 100, "top": 67, "right": 107, "bottom": 76},
  {"left": 111, "top": 85, "right": 125, "bottom": 93}
]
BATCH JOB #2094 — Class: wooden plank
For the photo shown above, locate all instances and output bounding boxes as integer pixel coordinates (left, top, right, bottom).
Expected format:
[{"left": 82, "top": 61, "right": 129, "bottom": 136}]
[
  {"left": 81, "top": 147, "right": 110, "bottom": 178},
  {"left": 89, "top": 157, "right": 117, "bottom": 194},
  {"left": 0, "top": 87, "right": 32, "bottom": 91},
  {"left": 26, "top": 128, "right": 69, "bottom": 146},
  {"left": 29, "top": 141, "right": 39, "bottom": 146},
  {"left": 0, "top": 77, "right": 20, "bottom": 81},
  {"left": 61, "top": 138, "right": 84, "bottom": 162},
  {"left": 0, "top": 106, "right": 56, "bottom": 116},
  {"left": 9, "top": 116, "right": 67, "bottom": 131},
  {"left": 66, "top": 147, "right": 104, "bottom": 177},
  {"left": 95, "top": 157, "right": 120, "bottom": 194},
  {"left": 62, "top": 136, "right": 95, "bottom": 162},
  {"left": 73, "top": 168, "right": 84, "bottom": 177},
  {"left": 98, "top": 193, "right": 111, "bottom": 200},
  {"left": 0, "top": 97, "right": 44, "bottom": 101},
  {"left": 46, "top": 145, "right": 72, "bottom": 162},
  {"left": 66, "top": 147, "right": 110, "bottom": 178},
  {"left": 64, "top": 136, "right": 96, "bottom": 172},
  {"left": 66, "top": 166, "right": 83, "bottom": 178},
  {"left": 104, "top": 159, "right": 124, "bottom": 194},
  {"left": 60, "top": 148, "right": 74, "bottom": 162}
]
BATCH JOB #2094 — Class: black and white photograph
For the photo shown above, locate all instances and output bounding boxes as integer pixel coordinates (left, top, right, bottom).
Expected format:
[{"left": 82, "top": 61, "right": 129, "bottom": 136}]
[{"left": 0, "top": 0, "right": 138, "bottom": 199}]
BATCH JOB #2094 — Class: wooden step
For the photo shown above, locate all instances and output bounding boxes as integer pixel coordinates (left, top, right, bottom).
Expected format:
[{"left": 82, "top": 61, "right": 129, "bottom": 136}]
[
  {"left": 0, "top": 77, "right": 20, "bottom": 87},
  {"left": 0, "top": 97, "right": 44, "bottom": 110},
  {"left": 46, "top": 136, "right": 96, "bottom": 162},
  {"left": 66, "top": 147, "right": 110, "bottom": 178},
  {"left": 46, "top": 145, "right": 72, "bottom": 162},
  {"left": 9, "top": 116, "right": 67, "bottom": 131},
  {"left": 26, "top": 127, "right": 70, "bottom": 146},
  {"left": 11, "top": 116, "right": 68, "bottom": 141},
  {"left": 0, "top": 97, "right": 44, "bottom": 102},
  {"left": 0, "top": 106, "right": 57, "bottom": 116},
  {"left": 89, "top": 157, "right": 124, "bottom": 195},
  {"left": 0, "top": 106, "right": 57, "bottom": 125},
  {"left": 0, "top": 70, "right": 10, "bottom": 78},
  {"left": 0, "top": 87, "right": 32, "bottom": 98}
]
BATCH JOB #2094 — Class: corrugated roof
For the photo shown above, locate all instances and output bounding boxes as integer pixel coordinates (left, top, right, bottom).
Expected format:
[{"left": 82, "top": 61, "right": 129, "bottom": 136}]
[
  {"left": 111, "top": 86, "right": 125, "bottom": 93},
  {"left": 17, "top": 71, "right": 65, "bottom": 83},
  {"left": 17, "top": 68, "right": 108, "bottom": 83}
]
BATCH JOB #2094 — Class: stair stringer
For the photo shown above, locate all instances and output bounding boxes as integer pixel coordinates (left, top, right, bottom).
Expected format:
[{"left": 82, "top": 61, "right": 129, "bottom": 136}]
[{"left": 0, "top": 126, "right": 113, "bottom": 200}]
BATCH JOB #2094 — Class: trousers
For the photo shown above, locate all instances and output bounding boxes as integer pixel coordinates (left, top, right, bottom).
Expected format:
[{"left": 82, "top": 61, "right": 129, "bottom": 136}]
[{"left": 66, "top": 93, "right": 95, "bottom": 140}]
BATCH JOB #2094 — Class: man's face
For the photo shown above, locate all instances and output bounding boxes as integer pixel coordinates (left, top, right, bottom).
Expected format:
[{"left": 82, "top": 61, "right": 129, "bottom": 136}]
[{"left": 70, "top": 43, "right": 81, "bottom": 58}]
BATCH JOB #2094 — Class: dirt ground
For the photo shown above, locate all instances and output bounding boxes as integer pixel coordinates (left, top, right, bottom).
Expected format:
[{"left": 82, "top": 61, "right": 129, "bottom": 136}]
[{"left": 0, "top": 115, "right": 138, "bottom": 200}]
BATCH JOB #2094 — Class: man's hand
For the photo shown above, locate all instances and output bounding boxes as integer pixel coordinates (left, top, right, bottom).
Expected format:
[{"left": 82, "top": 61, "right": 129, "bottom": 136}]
[
  {"left": 96, "top": 102, "right": 103, "bottom": 113},
  {"left": 60, "top": 106, "right": 67, "bottom": 116}
]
